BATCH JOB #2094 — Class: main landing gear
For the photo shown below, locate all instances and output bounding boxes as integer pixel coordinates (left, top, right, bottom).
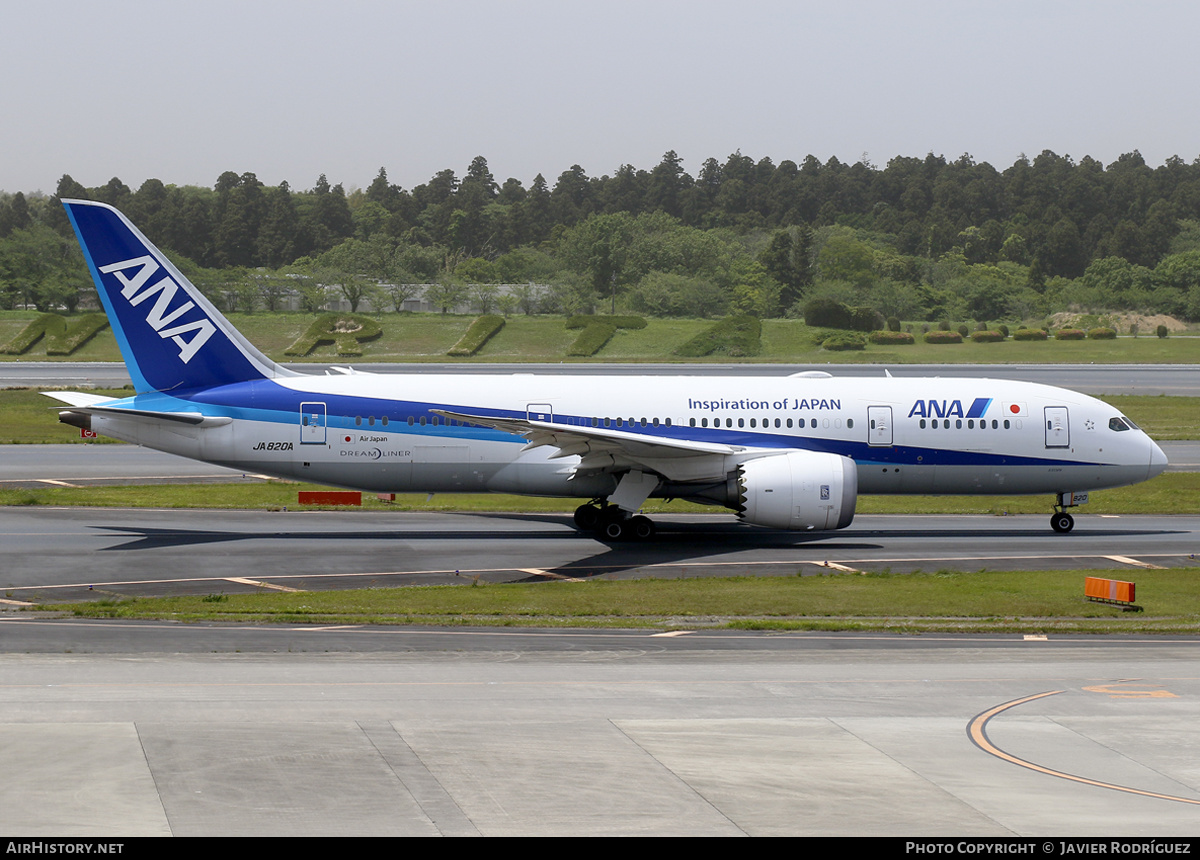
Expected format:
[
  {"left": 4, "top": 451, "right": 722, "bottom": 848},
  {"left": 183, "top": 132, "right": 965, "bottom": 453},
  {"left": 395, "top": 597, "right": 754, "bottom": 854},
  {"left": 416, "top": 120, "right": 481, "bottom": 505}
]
[{"left": 573, "top": 502, "right": 656, "bottom": 542}]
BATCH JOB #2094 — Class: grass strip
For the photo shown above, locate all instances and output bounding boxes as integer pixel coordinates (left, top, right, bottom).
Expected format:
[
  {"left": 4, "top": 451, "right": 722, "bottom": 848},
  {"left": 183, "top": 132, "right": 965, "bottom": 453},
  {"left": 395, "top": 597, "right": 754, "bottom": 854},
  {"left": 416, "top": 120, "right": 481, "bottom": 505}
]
[{"left": 32, "top": 568, "right": 1200, "bottom": 633}]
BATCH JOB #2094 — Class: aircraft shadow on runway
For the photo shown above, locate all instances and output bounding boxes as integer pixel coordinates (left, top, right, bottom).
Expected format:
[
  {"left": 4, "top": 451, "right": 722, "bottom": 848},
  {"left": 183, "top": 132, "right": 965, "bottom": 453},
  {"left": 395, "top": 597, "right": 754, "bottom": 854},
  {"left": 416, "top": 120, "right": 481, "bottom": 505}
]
[{"left": 87, "top": 513, "right": 873, "bottom": 561}]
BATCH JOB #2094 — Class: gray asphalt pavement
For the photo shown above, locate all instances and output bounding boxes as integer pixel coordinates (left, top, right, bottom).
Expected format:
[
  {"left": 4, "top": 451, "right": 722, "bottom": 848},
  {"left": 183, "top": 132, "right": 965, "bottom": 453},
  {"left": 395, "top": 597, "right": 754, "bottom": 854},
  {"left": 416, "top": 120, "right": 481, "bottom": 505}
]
[
  {"left": 1, "top": 626, "right": 1199, "bottom": 836},
  {"left": 6, "top": 360, "right": 1200, "bottom": 395},
  {"left": 3, "top": 508, "right": 1197, "bottom": 604}
]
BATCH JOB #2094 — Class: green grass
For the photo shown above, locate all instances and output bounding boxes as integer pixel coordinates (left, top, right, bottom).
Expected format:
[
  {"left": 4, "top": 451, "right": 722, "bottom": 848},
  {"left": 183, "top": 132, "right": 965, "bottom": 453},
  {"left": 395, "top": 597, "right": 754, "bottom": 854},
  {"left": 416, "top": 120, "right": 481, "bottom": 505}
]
[
  {"left": 33, "top": 568, "right": 1200, "bottom": 633},
  {"left": 1102, "top": 395, "right": 1200, "bottom": 440},
  {"left": 3, "top": 311, "right": 1200, "bottom": 363},
  {"left": 0, "top": 388, "right": 130, "bottom": 444}
]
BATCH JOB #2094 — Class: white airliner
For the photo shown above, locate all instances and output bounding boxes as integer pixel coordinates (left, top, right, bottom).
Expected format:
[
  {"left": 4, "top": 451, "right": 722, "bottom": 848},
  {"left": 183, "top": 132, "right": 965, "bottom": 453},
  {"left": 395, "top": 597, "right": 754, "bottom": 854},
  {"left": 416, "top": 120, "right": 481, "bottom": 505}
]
[{"left": 47, "top": 199, "right": 1167, "bottom": 539}]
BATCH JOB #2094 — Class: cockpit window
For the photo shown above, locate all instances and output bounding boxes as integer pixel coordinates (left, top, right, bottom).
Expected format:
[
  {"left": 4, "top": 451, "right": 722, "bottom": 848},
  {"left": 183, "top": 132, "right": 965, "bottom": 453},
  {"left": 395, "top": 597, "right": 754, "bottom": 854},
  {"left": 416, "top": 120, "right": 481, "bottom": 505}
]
[
  {"left": 1109, "top": 417, "right": 1130, "bottom": 432},
  {"left": 1123, "top": 415, "right": 1140, "bottom": 430}
]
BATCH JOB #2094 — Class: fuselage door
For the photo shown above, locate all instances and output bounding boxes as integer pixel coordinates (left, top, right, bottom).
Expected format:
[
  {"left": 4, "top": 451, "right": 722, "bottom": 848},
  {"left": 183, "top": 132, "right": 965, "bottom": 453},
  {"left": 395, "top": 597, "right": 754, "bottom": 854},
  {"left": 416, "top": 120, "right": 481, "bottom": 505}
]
[
  {"left": 867, "top": 405, "right": 893, "bottom": 446},
  {"left": 1045, "top": 406, "right": 1069, "bottom": 448},
  {"left": 300, "top": 401, "right": 327, "bottom": 444},
  {"left": 527, "top": 403, "right": 554, "bottom": 423}
]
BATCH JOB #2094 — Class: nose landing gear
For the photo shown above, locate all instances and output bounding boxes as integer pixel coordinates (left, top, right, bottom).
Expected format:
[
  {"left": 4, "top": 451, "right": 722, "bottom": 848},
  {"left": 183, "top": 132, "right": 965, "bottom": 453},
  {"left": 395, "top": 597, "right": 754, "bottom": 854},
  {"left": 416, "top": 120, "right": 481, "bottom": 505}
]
[
  {"left": 1050, "top": 511, "right": 1075, "bottom": 533},
  {"left": 1050, "top": 491, "right": 1086, "bottom": 533}
]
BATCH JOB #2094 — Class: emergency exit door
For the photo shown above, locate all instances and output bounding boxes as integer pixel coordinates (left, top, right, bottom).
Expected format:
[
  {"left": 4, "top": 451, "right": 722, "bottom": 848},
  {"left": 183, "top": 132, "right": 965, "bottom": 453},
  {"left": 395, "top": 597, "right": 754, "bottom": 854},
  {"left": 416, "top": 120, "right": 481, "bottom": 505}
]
[
  {"left": 300, "top": 402, "right": 327, "bottom": 444},
  {"left": 1044, "top": 406, "right": 1069, "bottom": 448}
]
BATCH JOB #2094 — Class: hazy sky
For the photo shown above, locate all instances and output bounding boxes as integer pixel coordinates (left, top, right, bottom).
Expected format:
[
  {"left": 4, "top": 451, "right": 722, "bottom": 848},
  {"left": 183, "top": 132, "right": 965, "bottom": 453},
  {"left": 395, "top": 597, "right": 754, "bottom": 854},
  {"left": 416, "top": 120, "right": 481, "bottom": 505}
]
[{"left": 5, "top": 0, "right": 1199, "bottom": 195}]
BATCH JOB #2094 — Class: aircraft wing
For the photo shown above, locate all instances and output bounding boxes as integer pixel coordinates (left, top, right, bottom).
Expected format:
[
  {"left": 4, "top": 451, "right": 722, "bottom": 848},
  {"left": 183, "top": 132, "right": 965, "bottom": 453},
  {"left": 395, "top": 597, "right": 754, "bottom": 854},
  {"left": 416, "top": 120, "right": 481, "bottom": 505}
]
[{"left": 433, "top": 409, "right": 744, "bottom": 480}]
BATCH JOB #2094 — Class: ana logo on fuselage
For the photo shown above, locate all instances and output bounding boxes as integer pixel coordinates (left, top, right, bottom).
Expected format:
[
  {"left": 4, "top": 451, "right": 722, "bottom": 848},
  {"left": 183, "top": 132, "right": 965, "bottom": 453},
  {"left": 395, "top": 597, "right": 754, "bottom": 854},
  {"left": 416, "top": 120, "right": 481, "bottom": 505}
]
[
  {"left": 98, "top": 255, "right": 215, "bottom": 364},
  {"left": 907, "top": 397, "right": 993, "bottom": 419}
]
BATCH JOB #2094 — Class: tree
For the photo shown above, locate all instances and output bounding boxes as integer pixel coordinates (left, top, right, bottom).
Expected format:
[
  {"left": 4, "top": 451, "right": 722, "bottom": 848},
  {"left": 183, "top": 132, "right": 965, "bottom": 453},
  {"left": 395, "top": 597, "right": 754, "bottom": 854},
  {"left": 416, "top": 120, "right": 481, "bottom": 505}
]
[{"left": 557, "top": 213, "right": 635, "bottom": 312}]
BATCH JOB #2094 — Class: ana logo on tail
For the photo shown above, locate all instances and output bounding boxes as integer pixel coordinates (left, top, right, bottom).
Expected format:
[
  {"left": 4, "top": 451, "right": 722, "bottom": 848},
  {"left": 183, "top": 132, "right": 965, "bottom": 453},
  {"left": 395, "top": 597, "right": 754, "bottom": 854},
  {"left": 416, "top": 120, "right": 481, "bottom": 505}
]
[{"left": 98, "top": 255, "right": 216, "bottom": 363}]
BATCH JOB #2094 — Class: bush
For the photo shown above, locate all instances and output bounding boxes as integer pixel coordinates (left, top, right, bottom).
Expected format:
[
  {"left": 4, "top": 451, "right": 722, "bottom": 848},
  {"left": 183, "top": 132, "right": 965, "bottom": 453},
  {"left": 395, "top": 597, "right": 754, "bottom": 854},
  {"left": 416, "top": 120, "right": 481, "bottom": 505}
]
[
  {"left": 849, "top": 306, "right": 885, "bottom": 332},
  {"left": 923, "top": 330, "right": 963, "bottom": 344},
  {"left": 822, "top": 332, "right": 867, "bottom": 351},
  {"left": 1157, "top": 325, "right": 1169, "bottom": 338},
  {"left": 886, "top": 316, "right": 901, "bottom": 332},
  {"left": 970, "top": 330, "right": 1005, "bottom": 343},
  {"left": 1087, "top": 327, "right": 1117, "bottom": 340},
  {"left": 997, "top": 324, "right": 1010, "bottom": 338},
  {"left": 803, "top": 297, "right": 853, "bottom": 329},
  {"left": 869, "top": 330, "right": 915, "bottom": 345},
  {"left": 803, "top": 298, "right": 881, "bottom": 332},
  {"left": 956, "top": 324, "right": 969, "bottom": 338},
  {"left": 447, "top": 315, "right": 505, "bottom": 356},
  {"left": 1054, "top": 328, "right": 1086, "bottom": 340},
  {"left": 1013, "top": 328, "right": 1048, "bottom": 341},
  {"left": 674, "top": 315, "right": 762, "bottom": 357}
]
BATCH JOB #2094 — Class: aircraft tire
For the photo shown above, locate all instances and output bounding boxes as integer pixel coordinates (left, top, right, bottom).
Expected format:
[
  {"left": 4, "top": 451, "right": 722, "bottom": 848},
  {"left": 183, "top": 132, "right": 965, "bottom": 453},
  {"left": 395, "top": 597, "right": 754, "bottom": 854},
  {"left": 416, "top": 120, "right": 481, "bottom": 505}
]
[
  {"left": 1051, "top": 512, "right": 1075, "bottom": 533},
  {"left": 629, "top": 515, "right": 655, "bottom": 540},
  {"left": 598, "top": 518, "right": 628, "bottom": 541},
  {"left": 573, "top": 504, "right": 600, "bottom": 530}
]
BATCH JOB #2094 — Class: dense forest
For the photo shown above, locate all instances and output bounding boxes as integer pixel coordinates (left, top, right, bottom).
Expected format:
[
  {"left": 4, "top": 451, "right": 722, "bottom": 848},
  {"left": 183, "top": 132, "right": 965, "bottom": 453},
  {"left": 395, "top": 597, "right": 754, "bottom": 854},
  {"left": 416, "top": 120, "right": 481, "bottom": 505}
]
[{"left": 2, "top": 149, "right": 1200, "bottom": 324}]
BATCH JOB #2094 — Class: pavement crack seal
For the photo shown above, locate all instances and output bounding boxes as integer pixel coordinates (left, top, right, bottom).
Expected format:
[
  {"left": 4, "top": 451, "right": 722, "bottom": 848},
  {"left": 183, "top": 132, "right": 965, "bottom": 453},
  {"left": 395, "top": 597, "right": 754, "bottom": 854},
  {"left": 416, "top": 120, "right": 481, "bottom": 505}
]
[{"left": 967, "top": 690, "right": 1200, "bottom": 805}]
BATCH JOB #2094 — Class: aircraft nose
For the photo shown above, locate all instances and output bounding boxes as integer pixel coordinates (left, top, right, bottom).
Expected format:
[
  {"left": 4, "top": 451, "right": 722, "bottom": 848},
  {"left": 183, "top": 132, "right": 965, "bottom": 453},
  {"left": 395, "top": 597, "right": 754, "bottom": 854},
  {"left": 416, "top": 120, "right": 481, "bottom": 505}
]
[{"left": 1149, "top": 439, "right": 1168, "bottom": 479}]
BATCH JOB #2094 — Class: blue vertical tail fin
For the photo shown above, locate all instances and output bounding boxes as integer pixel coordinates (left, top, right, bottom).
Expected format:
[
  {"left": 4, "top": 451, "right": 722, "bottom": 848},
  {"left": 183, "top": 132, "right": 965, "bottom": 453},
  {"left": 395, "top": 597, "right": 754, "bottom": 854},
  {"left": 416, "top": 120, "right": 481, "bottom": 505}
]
[{"left": 63, "top": 199, "right": 295, "bottom": 393}]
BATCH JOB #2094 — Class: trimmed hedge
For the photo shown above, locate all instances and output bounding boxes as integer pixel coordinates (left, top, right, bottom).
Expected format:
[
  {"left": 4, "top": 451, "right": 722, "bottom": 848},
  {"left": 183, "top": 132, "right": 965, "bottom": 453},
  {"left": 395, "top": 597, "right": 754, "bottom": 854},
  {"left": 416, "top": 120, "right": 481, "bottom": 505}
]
[
  {"left": 1013, "top": 328, "right": 1048, "bottom": 341},
  {"left": 564, "top": 315, "right": 647, "bottom": 357},
  {"left": 1054, "top": 328, "right": 1086, "bottom": 340},
  {"left": 970, "top": 330, "right": 1006, "bottom": 343},
  {"left": 566, "top": 315, "right": 647, "bottom": 331},
  {"left": 822, "top": 333, "right": 867, "bottom": 351},
  {"left": 674, "top": 315, "right": 762, "bottom": 357},
  {"left": 1087, "top": 327, "right": 1117, "bottom": 340},
  {"left": 923, "top": 330, "right": 963, "bottom": 344},
  {"left": 0, "top": 313, "right": 110, "bottom": 355},
  {"left": 803, "top": 298, "right": 883, "bottom": 332},
  {"left": 868, "top": 330, "right": 915, "bottom": 345},
  {"left": 448, "top": 314, "right": 505, "bottom": 356},
  {"left": 284, "top": 313, "right": 383, "bottom": 356}
]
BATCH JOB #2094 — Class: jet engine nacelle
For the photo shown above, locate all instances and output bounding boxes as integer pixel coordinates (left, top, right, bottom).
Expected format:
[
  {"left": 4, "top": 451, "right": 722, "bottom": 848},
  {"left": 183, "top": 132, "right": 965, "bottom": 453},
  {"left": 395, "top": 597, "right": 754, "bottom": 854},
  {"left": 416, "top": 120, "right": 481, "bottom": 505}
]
[{"left": 736, "top": 450, "right": 858, "bottom": 531}]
